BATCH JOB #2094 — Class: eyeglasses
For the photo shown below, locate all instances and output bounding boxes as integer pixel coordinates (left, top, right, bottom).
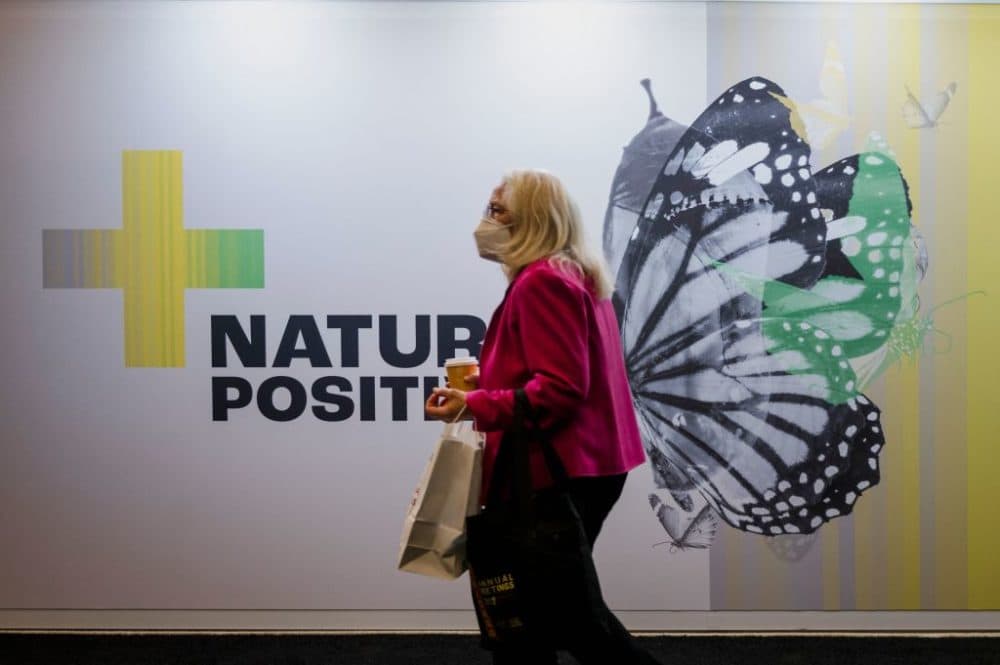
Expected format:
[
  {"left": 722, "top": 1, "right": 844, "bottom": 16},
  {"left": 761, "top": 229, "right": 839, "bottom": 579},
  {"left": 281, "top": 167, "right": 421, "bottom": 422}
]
[{"left": 485, "top": 203, "right": 508, "bottom": 219}]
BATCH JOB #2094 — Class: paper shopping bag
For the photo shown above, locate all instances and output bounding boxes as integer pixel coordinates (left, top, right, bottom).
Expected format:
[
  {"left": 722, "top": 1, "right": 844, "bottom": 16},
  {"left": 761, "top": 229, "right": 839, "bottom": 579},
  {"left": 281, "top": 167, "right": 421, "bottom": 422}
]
[{"left": 398, "top": 421, "right": 483, "bottom": 580}]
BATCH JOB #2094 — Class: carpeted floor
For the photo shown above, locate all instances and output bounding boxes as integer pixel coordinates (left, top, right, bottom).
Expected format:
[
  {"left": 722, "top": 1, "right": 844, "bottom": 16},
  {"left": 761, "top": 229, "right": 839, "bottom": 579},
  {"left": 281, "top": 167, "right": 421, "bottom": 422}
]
[{"left": 1, "top": 633, "right": 998, "bottom": 665}]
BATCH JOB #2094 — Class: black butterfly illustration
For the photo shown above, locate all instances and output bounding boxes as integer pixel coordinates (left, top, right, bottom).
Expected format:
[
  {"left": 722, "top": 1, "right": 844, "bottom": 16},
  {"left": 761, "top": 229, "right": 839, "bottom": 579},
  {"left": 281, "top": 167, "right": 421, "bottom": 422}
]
[{"left": 604, "top": 77, "right": 906, "bottom": 548}]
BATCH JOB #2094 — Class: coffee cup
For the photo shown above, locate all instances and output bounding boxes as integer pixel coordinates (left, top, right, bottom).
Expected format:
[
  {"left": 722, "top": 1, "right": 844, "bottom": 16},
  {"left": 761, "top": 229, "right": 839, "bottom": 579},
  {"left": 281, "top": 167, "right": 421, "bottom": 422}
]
[{"left": 444, "top": 357, "right": 479, "bottom": 391}]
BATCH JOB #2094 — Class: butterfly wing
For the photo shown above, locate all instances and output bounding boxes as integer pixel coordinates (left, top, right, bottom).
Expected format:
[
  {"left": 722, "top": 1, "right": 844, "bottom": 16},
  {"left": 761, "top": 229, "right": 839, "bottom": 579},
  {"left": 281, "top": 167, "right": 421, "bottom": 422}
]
[
  {"left": 680, "top": 503, "right": 719, "bottom": 548},
  {"left": 722, "top": 148, "right": 921, "bottom": 390},
  {"left": 923, "top": 82, "right": 957, "bottom": 124},
  {"left": 603, "top": 79, "right": 687, "bottom": 281},
  {"left": 619, "top": 76, "right": 826, "bottom": 406},
  {"left": 844, "top": 133, "right": 928, "bottom": 382},
  {"left": 617, "top": 77, "right": 827, "bottom": 314},
  {"left": 631, "top": 310, "right": 885, "bottom": 534},
  {"left": 902, "top": 86, "right": 932, "bottom": 128},
  {"left": 781, "top": 152, "right": 913, "bottom": 357},
  {"left": 618, "top": 77, "right": 885, "bottom": 535},
  {"left": 647, "top": 444, "right": 701, "bottom": 511}
]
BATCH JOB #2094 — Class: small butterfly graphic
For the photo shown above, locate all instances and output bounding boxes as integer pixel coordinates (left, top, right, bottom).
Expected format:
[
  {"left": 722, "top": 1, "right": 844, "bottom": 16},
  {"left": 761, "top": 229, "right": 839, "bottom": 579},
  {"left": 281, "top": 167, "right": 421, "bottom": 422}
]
[
  {"left": 649, "top": 492, "right": 719, "bottom": 552},
  {"left": 902, "top": 82, "right": 957, "bottom": 129}
]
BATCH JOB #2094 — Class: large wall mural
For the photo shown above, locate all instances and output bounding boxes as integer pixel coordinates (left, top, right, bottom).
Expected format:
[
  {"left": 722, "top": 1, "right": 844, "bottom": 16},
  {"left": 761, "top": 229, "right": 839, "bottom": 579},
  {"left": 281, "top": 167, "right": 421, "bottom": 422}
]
[{"left": 2, "top": 1, "right": 998, "bottom": 622}]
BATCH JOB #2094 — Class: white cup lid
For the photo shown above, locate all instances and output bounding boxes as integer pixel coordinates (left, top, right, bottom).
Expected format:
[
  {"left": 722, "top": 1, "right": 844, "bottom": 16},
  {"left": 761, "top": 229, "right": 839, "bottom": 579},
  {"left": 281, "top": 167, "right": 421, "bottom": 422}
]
[{"left": 444, "top": 357, "right": 478, "bottom": 367}]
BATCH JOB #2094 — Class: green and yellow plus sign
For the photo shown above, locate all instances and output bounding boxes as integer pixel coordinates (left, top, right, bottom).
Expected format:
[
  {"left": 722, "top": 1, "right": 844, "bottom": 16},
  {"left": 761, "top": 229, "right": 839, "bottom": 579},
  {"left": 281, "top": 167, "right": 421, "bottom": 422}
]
[{"left": 43, "top": 151, "right": 265, "bottom": 367}]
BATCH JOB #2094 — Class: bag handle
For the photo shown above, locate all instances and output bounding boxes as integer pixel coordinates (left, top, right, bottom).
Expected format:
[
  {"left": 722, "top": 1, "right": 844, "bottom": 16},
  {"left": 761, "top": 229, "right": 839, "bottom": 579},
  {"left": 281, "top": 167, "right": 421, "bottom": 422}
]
[
  {"left": 487, "top": 389, "right": 569, "bottom": 511},
  {"left": 441, "top": 405, "right": 474, "bottom": 438},
  {"left": 513, "top": 390, "right": 569, "bottom": 485},
  {"left": 448, "top": 404, "right": 469, "bottom": 425}
]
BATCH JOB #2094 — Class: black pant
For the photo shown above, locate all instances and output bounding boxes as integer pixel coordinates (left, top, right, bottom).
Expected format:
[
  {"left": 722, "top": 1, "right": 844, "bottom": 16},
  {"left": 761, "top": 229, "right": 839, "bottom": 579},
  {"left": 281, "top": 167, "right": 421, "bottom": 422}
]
[
  {"left": 490, "top": 473, "right": 661, "bottom": 665},
  {"left": 565, "top": 473, "right": 628, "bottom": 549}
]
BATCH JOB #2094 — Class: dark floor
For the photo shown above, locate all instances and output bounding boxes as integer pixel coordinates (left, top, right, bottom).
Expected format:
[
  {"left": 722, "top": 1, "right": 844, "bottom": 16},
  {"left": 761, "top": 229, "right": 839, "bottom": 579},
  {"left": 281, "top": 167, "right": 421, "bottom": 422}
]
[{"left": 1, "top": 633, "right": 998, "bottom": 665}]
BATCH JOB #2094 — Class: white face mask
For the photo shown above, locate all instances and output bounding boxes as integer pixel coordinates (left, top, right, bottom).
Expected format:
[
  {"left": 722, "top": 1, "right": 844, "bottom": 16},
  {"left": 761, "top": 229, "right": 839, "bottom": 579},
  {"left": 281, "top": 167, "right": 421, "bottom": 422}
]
[{"left": 473, "top": 217, "right": 513, "bottom": 263}]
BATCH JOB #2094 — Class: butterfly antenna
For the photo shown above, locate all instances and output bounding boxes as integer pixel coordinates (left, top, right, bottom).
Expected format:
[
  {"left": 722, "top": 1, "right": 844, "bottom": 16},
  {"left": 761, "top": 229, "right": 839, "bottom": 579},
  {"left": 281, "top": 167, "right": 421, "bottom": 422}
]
[
  {"left": 928, "top": 289, "right": 986, "bottom": 315},
  {"left": 640, "top": 78, "right": 663, "bottom": 120}
]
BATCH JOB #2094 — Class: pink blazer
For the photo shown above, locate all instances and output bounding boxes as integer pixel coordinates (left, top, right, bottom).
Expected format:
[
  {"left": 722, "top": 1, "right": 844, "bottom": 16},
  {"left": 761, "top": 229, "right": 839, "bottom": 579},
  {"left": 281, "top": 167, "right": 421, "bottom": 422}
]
[{"left": 465, "top": 258, "right": 645, "bottom": 500}]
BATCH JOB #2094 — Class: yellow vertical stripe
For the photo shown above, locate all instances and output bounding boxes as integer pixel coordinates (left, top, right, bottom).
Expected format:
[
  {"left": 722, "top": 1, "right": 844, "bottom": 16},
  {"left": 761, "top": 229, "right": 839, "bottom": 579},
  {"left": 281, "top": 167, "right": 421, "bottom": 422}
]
[
  {"left": 966, "top": 5, "right": 1000, "bottom": 609},
  {"left": 171, "top": 155, "right": 186, "bottom": 363},
  {"left": 850, "top": 2, "right": 880, "bottom": 610},
  {"left": 882, "top": 3, "right": 923, "bottom": 610},
  {"left": 122, "top": 153, "right": 139, "bottom": 366},
  {"left": 121, "top": 151, "right": 186, "bottom": 368},
  {"left": 930, "top": 4, "right": 969, "bottom": 610}
]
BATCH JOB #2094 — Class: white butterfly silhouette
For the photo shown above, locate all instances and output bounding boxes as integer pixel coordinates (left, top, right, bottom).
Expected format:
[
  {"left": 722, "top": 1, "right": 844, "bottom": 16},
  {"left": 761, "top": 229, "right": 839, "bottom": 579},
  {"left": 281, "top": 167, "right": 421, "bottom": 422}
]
[{"left": 903, "top": 83, "right": 957, "bottom": 128}]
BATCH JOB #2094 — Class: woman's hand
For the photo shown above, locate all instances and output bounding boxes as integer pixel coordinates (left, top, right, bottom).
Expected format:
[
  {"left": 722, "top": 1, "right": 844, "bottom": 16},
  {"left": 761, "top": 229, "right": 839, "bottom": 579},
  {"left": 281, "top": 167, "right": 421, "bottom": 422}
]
[{"left": 424, "top": 387, "right": 469, "bottom": 421}]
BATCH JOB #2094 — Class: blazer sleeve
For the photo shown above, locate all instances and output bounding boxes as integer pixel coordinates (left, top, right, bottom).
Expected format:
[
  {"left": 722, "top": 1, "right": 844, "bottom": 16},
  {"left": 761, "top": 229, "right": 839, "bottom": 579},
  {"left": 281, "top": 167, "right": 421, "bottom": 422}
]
[{"left": 465, "top": 268, "right": 591, "bottom": 431}]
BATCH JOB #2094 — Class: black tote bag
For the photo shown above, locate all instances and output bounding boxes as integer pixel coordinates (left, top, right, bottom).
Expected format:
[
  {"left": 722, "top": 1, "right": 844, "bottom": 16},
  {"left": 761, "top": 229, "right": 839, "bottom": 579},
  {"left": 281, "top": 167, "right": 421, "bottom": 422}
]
[{"left": 464, "top": 390, "right": 613, "bottom": 651}]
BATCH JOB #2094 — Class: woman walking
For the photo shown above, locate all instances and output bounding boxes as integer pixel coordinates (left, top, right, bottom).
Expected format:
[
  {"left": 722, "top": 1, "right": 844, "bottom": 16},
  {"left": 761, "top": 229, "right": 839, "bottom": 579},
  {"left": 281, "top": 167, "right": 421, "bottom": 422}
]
[{"left": 426, "top": 170, "right": 659, "bottom": 665}]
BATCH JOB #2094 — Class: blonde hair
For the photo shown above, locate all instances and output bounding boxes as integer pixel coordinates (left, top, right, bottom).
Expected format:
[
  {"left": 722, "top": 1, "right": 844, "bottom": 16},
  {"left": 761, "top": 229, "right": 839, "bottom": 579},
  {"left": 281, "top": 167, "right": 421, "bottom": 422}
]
[{"left": 496, "top": 169, "right": 614, "bottom": 300}]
